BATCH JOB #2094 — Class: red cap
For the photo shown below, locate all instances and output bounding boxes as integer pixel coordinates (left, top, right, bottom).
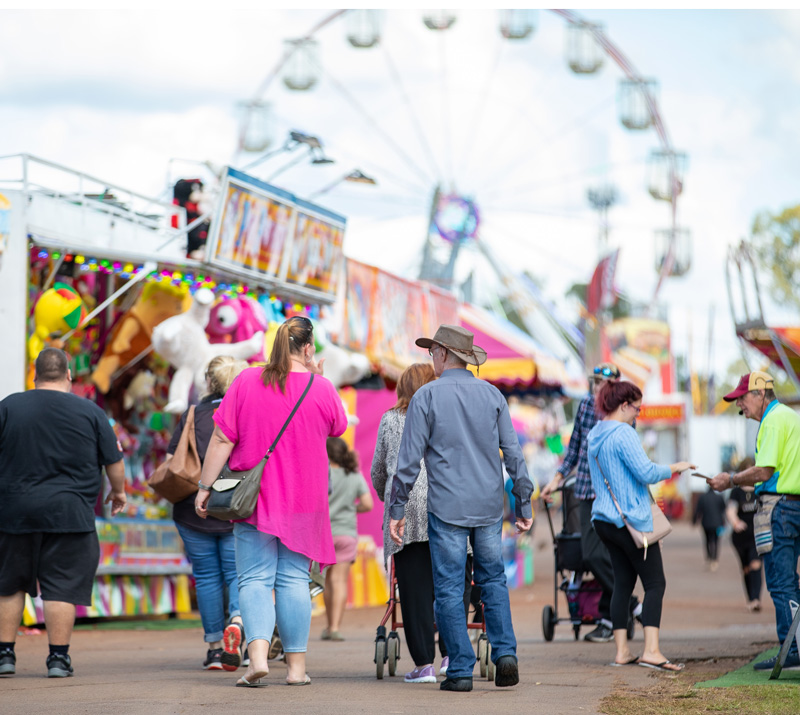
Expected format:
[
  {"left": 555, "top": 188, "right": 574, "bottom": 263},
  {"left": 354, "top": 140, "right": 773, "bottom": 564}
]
[{"left": 723, "top": 371, "right": 774, "bottom": 401}]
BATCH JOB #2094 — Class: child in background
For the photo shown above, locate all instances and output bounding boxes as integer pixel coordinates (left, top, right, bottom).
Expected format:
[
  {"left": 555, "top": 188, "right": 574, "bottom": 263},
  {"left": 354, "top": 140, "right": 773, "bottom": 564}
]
[{"left": 322, "top": 437, "right": 373, "bottom": 641}]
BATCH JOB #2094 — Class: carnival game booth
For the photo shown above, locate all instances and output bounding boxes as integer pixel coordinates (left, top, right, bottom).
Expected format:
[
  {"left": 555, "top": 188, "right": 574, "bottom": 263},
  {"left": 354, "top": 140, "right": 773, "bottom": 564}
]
[{"left": 0, "top": 157, "right": 354, "bottom": 623}]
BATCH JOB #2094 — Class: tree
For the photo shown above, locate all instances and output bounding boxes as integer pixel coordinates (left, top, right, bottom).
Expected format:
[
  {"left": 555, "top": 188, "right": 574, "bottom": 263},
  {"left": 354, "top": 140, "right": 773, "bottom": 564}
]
[{"left": 750, "top": 203, "right": 800, "bottom": 311}]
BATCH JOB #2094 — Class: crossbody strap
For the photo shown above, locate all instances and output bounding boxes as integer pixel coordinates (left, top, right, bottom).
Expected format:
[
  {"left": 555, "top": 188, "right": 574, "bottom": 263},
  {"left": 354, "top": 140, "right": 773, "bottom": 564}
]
[
  {"left": 264, "top": 374, "right": 315, "bottom": 460},
  {"left": 594, "top": 454, "right": 656, "bottom": 523},
  {"left": 593, "top": 454, "right": 628, "bottom": 524}
]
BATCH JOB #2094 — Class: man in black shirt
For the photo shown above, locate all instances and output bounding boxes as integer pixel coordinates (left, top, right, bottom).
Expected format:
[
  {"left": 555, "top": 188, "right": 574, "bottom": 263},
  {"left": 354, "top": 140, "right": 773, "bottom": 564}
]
[{"left": 0, "top": 348, "right": 126, "bottom": 678}]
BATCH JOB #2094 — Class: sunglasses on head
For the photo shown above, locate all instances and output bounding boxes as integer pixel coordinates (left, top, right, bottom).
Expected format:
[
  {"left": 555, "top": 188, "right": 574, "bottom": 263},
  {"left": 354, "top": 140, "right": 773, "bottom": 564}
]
[{"left": 593, "top": 365, "right": 619, "bottom": 378}]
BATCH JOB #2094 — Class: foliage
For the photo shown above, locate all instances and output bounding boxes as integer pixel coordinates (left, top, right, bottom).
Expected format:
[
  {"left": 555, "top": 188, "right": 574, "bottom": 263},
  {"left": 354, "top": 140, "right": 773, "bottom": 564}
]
[{"left": 750, "top": 204, "right": 800, "bottom": 312}]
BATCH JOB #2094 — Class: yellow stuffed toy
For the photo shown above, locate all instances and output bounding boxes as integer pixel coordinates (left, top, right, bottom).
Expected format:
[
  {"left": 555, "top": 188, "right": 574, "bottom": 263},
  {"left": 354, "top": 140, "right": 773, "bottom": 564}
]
[{"left": 27, "top": 282, "right": 87, "bottom": 388}]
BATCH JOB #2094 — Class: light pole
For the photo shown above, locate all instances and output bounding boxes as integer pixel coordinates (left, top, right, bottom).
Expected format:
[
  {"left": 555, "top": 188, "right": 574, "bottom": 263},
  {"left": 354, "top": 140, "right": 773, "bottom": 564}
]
[
  {"left": 308, "top": 169, "right": 377, "bottom": 199},
  {"left": 240, "top": 130, "right": 330, "bottom": 173}
]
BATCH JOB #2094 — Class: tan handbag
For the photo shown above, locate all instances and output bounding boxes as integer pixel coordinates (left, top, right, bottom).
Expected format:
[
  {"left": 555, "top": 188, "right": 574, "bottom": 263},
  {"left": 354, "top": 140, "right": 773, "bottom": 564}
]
[
  {"left": 593, "top": 456, "right": 672, "bottom": 559},
  {"left": 149, "top": 406, "right": 203, "bottom": 503}
]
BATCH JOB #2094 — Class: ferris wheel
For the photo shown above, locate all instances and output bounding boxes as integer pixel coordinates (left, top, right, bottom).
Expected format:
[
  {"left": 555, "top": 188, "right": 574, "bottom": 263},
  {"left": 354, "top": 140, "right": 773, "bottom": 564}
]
[{"left": 235, "top": 9, "right": 689, "bottom": 315}]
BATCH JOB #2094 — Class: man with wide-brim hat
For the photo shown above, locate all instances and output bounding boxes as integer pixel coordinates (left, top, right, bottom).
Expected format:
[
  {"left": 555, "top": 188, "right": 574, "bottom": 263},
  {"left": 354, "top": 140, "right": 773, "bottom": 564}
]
[
  {"left": 708, "top": 370, "right": 800, "bottom": 671},
  {"left": 414, "top": 324, "right": 488, "bottom": 369},
  {"left": 388, "top": 324, "right": 533, "bottom": 692}
]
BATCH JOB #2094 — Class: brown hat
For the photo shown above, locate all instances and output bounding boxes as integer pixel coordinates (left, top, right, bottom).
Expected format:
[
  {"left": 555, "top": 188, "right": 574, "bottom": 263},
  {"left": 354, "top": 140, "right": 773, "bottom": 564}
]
[{"left": 415, "top": 324, "right": 487, "bottom": 366}]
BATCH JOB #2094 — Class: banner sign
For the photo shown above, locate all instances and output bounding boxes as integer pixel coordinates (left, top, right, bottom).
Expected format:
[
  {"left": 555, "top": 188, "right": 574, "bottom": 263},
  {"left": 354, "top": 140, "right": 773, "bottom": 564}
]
[
  {"left": 638, "top": 403, "right": 685, "bottom": 424},
  {"left": 342, "top": 259, "right": 459, "bottom": 378},
  {"left": 285, "top": 201, "right": 346, "bottom": 295},
  {"left": 206, "top": 168, "right": 346, "bottom": 301},
  {"left": 602, "top": 317, "right": 675, "bottom": 395}
]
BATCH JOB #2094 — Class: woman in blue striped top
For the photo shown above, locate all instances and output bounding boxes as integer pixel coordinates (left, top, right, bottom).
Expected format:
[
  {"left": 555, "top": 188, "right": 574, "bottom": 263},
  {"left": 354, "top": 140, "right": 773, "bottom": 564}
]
[{"left": 587, "top": 379, "right": 694, "bottom": 672}]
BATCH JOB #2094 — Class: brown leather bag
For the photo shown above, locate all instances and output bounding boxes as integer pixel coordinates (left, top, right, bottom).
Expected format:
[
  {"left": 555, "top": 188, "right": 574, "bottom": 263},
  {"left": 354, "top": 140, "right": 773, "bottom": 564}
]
[{"left": 149, "top": 406, "right": 202, "bottom": 503}]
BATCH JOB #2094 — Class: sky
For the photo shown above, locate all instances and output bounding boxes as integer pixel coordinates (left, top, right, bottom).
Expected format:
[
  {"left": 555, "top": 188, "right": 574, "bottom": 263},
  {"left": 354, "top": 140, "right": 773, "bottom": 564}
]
[{"left": 2, "top": 6, "right": 799, "bottom": 383}]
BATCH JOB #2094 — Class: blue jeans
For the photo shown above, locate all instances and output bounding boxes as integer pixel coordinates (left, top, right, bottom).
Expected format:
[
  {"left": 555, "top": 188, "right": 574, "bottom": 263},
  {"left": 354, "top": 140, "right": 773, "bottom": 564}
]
[
  {"left": 763, "top": 498, "right": 800, "bottom": 657},
  {"left": 175, "top": 524, "right": 239, "bottom": 643},
  {"left": 427, "top": 513, "right": 516, "bottom": 679},
  {"left": 234, "top": 522, "right": 311, "bottom": 653}
]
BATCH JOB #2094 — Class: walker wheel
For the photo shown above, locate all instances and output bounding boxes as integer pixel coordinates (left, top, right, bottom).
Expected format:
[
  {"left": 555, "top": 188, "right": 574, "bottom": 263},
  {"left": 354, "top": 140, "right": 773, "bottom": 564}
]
[
  {"left": 387, "top": 633, "right": 400, "bottom": 677},
  {"left": 375, "top": 638, "right": 386, "bottom": 680},
  {"left": 486, "top": 640, "right": 494, "bottom": 682},
  {"left": 477, "top": 634, "right": 488, "bottom": 677},
  {"left": 542, "top": 605, "right": 555, "bottom": 642}
]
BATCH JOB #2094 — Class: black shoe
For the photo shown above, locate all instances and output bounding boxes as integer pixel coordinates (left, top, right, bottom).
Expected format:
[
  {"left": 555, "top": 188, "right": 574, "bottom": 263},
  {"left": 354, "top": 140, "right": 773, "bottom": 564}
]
[
  {"left": 203, "top": 647, "right": 224, "bottom": 670},
  {"left": 753, "top": 653, "right": 800, "bottom": 671},
  {"left": 46, "top": 653, "right": 73, "bottom": 678},
  {"left": 494, "top": 655, "right": 519, "bottom": 687},
  {"left": 440, "top": 677, "right": 473, "bottom": 691},
  {"left": 584, "top": 624, "right": 614, "bottom": 643},
  {"left": 0, "top": 648, "right": 15, "bottom": 675}
]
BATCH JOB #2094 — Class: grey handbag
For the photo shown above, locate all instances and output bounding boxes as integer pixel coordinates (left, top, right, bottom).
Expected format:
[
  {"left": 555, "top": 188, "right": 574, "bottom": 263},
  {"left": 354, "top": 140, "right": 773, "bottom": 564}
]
[{"left": 207, "top": 374, "right": 314, "bottom": 521}]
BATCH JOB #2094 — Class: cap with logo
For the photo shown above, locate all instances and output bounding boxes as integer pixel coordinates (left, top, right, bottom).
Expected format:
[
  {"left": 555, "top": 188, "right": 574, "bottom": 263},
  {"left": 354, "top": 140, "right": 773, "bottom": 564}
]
[{"left": 722, "top": 370, "right": 774, "bottom": 401}]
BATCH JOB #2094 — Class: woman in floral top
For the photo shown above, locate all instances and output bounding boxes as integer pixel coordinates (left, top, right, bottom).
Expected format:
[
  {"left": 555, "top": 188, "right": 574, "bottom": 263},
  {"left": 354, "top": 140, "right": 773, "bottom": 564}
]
[{"left": 371, "top": 363, "right": 446, "bottom": 684}]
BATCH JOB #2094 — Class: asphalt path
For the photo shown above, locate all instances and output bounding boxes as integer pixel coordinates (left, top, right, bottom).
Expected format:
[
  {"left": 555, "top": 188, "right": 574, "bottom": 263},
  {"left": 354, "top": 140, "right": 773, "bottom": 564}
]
[{"left": 0, "top": 521, "right": 778, "bottom": 714}]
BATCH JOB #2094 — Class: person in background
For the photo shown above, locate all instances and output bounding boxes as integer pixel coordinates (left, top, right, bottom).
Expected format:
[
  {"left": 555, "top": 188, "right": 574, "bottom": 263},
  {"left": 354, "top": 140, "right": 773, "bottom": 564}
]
[
  {"left": 692, "top": 484, "right": 726, "bottom": 572},
  {"left": 322, "top": 437, "right": 373, "bottom": 642},
  {"left": 709, "top": 371, "right": 800, "bottom": 670},
  {"left": 166, "top": 355, "right": 249, "bottom": 671},
  {"left": 195, "top": 316, "right": 347, "bottom": 688},
  {"left": 0, "top": 348, "right": 126, "bottom": 679},
  {"left": 725, "top": 456, "right": 762, "bottom": 611},
  {"left": 587, "top": 378, "right": 694, "bottom": 672},
  {"left": 541, "top": 362, "right": 641, "bottom": 643}
]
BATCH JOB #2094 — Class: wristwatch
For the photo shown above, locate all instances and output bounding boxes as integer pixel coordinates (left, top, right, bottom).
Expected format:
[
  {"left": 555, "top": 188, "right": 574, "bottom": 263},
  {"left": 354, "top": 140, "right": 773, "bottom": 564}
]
[
  {"left": 729, "top": 473, "right": 737, "bottom": 488},
  {"left": 197, "top": 481, "right": 212, "bottom": 491}
]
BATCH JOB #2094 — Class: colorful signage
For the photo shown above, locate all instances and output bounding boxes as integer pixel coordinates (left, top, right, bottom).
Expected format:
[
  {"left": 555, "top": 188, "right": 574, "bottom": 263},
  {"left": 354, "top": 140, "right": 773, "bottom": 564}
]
[
  {"left": 342, "top": 258, "right": 459, "bottom": 378},
  {"left": 602, "top": 317, "right": 675, "bottom": 394},
  {"left": 285, "top": 203, "right": 346, "bottom": 294},
  {"left": 206, "top": 168, "right": 346, "bottom": 301},
  {"left": 638, "top": 403, "right": 684, "bottom": 424}
]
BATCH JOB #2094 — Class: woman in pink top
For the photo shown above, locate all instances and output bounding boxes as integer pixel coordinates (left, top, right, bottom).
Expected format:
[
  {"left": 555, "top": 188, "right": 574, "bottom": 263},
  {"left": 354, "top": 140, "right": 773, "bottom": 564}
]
[{"left": 195, "top": 315, "right": 347, "bottom": 687}]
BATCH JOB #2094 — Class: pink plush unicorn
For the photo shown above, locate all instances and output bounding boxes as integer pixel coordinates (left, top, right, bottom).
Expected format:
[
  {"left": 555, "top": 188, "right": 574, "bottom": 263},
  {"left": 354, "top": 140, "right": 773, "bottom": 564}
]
[{"left": 206, "top": 296, "right": 269, "bottom": 362}]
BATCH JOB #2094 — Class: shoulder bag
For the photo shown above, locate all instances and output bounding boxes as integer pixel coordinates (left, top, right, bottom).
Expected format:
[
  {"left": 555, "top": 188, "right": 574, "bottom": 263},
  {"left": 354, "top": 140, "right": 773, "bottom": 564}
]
[
  {"left": 148, "top": 406, "right": 202, "bottom": 503},
  {"left": 207, "top": 374, "right": 314, "bottom": 521},
  {"left": 593, "top": 455, "right": 672, "bottom": 560}
]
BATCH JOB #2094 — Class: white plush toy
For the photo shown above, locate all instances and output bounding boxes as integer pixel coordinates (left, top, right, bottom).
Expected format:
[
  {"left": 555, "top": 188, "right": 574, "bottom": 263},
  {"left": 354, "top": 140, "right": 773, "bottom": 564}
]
[
  {"left": 152, "top": 288, "right": 264, "bottom": 414},
  {"left": 314, "top": 328, "right": 371, "bottom": 426}
]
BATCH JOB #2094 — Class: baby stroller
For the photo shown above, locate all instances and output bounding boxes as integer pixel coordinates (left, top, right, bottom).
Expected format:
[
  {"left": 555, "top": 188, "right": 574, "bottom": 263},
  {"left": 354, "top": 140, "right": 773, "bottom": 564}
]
[
  {"left": 541, "top": 478, "right": 635, "bottom": 642},
  {"left": 374, "top": 554, "right": 491, "bottom": 680}
]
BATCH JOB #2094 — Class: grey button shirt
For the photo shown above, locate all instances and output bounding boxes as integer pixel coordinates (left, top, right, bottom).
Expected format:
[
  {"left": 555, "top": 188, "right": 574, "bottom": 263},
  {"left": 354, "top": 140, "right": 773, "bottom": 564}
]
[{"left": 389, "top": 368, "right": 533, "bottom": 526}]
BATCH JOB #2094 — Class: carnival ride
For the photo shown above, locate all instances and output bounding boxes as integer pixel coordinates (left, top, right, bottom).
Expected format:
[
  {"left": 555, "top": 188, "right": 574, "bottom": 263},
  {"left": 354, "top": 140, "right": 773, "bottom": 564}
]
[
  {"left": 224, "top": 9, "right": 691, "bottom": 394},
  {"left": 234, "top": 9, "right": 690, "bottom": 318},
  {"left": 725, "top": 240, "right": 800, "bottom": 396}
]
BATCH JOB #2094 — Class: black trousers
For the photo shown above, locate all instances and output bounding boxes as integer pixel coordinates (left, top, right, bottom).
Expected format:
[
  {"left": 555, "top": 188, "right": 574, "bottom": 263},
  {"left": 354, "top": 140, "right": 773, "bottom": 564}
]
[
  {"left": 394, "top": 541, "right": 472, "bottom": 666},
  {"left": 593, "top": 519, "right": 666, "bottom": 630},
  {"left": 703, "top": 527, "right": 719, "bottom": 561},
  {"left": 579, "top": 499, "right": 615, "bottom": 621}
]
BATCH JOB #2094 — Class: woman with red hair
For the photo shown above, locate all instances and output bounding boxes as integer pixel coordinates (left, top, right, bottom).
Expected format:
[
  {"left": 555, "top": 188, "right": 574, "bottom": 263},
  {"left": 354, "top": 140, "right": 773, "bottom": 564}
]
[{"left": 587, "top": 379, "right": 694, "bottom": 672}]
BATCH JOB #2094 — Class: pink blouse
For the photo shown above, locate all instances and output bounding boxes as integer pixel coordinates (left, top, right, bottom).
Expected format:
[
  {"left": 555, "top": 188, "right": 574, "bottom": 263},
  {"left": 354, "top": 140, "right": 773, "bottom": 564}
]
[{"left": 214, "top": 367, "right": 347, "bottom": 568}]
